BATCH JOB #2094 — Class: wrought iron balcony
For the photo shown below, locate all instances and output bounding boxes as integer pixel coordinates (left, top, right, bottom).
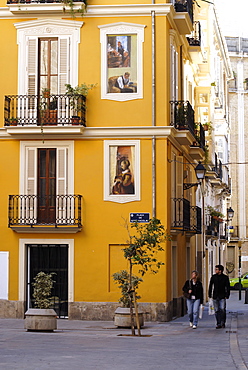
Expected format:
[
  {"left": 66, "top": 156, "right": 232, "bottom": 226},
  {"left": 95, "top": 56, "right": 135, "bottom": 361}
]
[
  {"left": 219, "top": 222, "right": 228, "bottom": 241},
  {"left": 170, "top": 100, "right": 195, "bottom": 136},
  {"left": 212, "top": 153, "right": 223, "bottom": 180},
  {"left": 174, "top": 0, "right": 193, "bottom": 24},
  {"left": 4, "top": 94, "right": 86, "bottom": 127},
  {"left": 187, "top": 21, "right": 201, "bottom": 47},
  {"left": 205, "top": 214, "right": 220, "bottom": 237},
  {"left": 8, "top": 194, "right": 82, "bottom": 233},
  {"left": 171, "top": 198, "right": 202, "bottom": 234},
  {"left": 193, "top": 123, "right": 205, "bottom": 150}
]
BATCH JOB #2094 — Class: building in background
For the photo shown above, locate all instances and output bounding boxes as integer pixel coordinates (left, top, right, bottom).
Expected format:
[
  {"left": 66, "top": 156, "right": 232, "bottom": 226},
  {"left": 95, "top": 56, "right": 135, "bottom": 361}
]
[
  {"left": 226, "top": 36, "right": 248, "bottom": 279},
  {"left": 0, "top": 0, "right": 232, "bottom": 320}
]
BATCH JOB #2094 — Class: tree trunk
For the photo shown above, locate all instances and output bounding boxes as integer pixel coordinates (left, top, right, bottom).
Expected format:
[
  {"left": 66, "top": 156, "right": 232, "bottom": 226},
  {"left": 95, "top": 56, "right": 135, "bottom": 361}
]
[{"left": 129, "top": 259, "right": 135, "bottom": 336}]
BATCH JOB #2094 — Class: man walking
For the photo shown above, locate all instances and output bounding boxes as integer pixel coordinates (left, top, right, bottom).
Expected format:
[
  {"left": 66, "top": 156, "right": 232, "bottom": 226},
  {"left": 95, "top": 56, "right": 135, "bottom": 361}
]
[{"left": 208, "top": 264, "right": 230, "bottom": 329}]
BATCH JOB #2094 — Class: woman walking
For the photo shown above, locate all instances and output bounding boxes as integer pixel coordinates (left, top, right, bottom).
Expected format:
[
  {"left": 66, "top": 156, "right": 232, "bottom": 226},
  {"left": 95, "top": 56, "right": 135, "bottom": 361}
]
[{"left": 182, "top": 270, "right": 203, "bottom": 329}]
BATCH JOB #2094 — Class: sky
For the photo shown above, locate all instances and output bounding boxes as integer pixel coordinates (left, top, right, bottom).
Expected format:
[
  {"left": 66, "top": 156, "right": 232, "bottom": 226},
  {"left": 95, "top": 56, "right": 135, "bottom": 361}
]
[{"left": 214, "top": 0, "right": 248, "bottom": 37}]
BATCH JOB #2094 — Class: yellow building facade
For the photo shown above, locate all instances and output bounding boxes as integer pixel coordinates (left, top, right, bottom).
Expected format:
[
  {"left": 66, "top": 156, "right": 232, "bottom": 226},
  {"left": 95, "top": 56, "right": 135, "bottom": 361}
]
[{"left": 0, "top": 0, "right": 210, "bottom": 321}]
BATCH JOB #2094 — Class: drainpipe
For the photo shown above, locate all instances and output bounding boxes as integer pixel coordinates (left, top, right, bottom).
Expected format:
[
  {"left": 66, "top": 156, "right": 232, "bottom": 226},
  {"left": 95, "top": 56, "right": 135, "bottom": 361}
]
[{"left": 152, "top": 4, "right": 156, "bottom": 218}]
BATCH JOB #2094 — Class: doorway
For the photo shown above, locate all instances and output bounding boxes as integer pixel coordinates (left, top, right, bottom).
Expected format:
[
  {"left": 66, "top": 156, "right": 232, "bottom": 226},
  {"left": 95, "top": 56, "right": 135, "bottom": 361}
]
[{"left": 27, "top": 244, "right": 68, "bottom": 318}]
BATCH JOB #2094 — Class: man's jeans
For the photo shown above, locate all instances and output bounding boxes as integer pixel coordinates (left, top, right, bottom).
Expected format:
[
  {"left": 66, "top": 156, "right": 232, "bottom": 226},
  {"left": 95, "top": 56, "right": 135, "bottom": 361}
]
[
  {"left": 187, "top": 298, "right": 200, "bottom": 326},
  {"left": 213, "top": 298, "right": 226, "bottom": 326}
]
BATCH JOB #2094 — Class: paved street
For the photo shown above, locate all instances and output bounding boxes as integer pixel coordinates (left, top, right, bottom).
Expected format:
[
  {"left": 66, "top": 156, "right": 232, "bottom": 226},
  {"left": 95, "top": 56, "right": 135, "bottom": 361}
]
[{"left": 0, "top": 291, "right": 248, "bottom": 369}]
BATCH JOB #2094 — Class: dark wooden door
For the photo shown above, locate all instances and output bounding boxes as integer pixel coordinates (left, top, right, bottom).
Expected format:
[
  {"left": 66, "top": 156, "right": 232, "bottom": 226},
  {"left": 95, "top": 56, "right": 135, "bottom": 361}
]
[
  {"left": 38, "top": 148, "right": 56, "bottom": 224},
  {"left": 27, "top": 244, "right": 68, "bottom": 318}
]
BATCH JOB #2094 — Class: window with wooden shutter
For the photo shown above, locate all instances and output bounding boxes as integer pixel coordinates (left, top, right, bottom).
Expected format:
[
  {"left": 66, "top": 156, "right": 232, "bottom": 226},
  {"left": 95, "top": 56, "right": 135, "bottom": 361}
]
[
  {"left": 176, "top": 155, "right": 183, "bottom": 199},
  {"left": 58, "top": 37, "right": 70, "bottom": 94}
]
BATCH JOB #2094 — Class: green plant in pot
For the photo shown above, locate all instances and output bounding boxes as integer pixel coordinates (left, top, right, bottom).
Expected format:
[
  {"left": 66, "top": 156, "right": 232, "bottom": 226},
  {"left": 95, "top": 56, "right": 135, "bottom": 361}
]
[
  {"left": 25, "top": 271, "right": 57, "bottom": 331},
  {"left": 9, "top": 117, "right": 19, "bottom": 126},
  {"left": 41, "top": 87, "right": 50, "bottom": 98},
  {"left": 65, "top": 83, "right": 96, "bottom": 124},
  {"left": 113, "top": 270, "right": 143, "bottom": 328},
  {"left": 32, "top": 271, "right": 56, "bottom": 309}
]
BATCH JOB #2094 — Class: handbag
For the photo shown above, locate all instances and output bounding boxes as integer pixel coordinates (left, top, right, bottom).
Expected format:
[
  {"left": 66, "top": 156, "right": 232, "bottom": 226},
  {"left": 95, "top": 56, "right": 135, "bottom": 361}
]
[
  {"left": 183, "top": 280, "right": 192, "bottom": 299},
  {"left": 199, "top": 304, "right": 204, "bottom": 319},
  {"left": 208, "top": 298, "right": 215, "bottom": 315}
]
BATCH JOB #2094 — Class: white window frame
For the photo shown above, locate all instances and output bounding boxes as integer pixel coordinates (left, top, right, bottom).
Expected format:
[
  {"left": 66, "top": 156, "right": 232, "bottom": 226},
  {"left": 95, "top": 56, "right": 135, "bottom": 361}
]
[
  {"left": 20, "top": 141, "right": 74, "bottom": 195},
  {"left": 19, "top": 239, "right": 74, "bottom": 303},
  {"left": 170, "top": 30, "right": 179, "bottom": 101},
  {"left": 14, "top": 19, "right": 83, "bottom": 95},
  {"left": 99, "top": 22, "right": 145, "bottom": 102},
  {"left": 104, "top": 140, "right": 140, "bottom": 203}
]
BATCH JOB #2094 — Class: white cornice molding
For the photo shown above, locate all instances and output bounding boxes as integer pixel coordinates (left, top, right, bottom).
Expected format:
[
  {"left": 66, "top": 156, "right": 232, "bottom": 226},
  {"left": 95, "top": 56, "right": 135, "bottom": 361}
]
[
  {"left": 1, "top": 3, "right": 173, "bottom": 19},
  {"left": 0, "top": 125, "right": 194, "bottom": 143},
  {"left": 14, "top": 18, "right": 83, "bottom": 29}
]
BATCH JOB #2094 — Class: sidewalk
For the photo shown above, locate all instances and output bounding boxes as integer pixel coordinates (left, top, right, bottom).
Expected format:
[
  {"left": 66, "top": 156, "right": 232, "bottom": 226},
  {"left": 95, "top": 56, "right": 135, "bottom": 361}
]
[{"left": 0, "top": 291, "right": 247, "bottom": 369}]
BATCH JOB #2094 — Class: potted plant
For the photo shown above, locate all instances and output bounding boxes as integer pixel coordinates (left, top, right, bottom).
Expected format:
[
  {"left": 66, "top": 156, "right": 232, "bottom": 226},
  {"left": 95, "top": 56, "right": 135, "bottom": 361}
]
[
  {"left": 41, "top": 88, "right": 50, "bottom": 99},
  {"left": 119, "top": 217, "right": 170, "bottom": 336},
  {"left": 206, "top": 206, "right": 225, "bottom": 222},
  {"left": 24, "top": 271, "right": 57, "bottom": 332},
  {"left": 203, "top": 121, "right": 212, "bottom": 132},
  {"left": 9, "top": 117, "right": 19, "bottom": 126},
  {"left": 112, "top": 270, "right": 143, "bottom": 328},
  {"left": 65, "top": 83, "right": 96, "bottom": 125}
]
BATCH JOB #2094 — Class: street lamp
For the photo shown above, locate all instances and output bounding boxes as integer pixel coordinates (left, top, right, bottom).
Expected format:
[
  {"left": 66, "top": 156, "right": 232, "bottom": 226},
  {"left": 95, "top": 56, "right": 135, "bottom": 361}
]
[
  {"left": 227, "top": 206, "right": 234, "bottom": 221},
  {"left": 183, "top": 162, "right": 206, "bottom": 190}
]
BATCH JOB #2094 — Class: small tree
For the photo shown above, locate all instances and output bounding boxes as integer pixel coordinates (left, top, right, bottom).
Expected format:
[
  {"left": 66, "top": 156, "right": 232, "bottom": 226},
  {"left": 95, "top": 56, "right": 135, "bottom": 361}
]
[
  {"left": 32, "top": 272, "right": 56, "bottom": 309},
  {"left": 112, "top": 270, "right": 143, "bottom": 308},
  {"left": 123, "top": 217, "right": 170, "bottom": 336}
]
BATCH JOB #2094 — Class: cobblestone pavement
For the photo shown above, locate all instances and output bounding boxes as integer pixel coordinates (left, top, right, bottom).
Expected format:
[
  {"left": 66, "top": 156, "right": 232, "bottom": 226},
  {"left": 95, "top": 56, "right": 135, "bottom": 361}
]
[{"left": 0, "top": 291, "right": 247, "bottom": 369}]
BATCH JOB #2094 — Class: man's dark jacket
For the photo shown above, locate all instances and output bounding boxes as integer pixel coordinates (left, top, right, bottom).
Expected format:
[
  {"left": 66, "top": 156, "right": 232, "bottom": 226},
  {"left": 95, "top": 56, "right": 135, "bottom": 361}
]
[{"left": 208, "top": 273, "right": 230, "bottom": 299}]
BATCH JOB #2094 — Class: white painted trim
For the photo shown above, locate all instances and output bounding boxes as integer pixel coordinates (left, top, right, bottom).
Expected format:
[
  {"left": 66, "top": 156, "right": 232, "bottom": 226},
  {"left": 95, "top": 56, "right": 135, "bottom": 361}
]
[
  {"left": 19, "top": 238, "right": 74, "bottom": 302},
  {"left": 104, "top": 140, "right": 140, "bottom": 203},
  {"left": 2, "top": 4, "right": 173, "bottom": 20},
  {"left": 0, "top": 252, "right": 9, "bottom": 300},
  {"left": 14, "top": 19, "right": 83, "bottom": 95},
  {"left": 20, "top": 141, "right": 74, "bottom": 195},
  {"left": 99, "top": 22, "right": 145, "bottom": 102}
]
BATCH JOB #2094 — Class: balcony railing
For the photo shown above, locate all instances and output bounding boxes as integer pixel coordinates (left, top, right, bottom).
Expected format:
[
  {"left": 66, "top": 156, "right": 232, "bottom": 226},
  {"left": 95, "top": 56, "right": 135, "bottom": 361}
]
[
  {"left": 170, "top": 100, "right": 195, "bottom": 136},
  {"left": 4, "top": 94, "right": 86, "bottom": 127},
  {"left": 8, "top": 195, "right": 82, "bottom": 229},
  {"left": 193, "top": 123, "right": 205, "bottom": 150},
  {"left": 187, "top": 21, "right": 201, "bottom": 47},
  {"left": 171, "top": 198, "right": 202, "bottom": 234},
  {"left": 212, "top": 153, "right": 223, "bottom": 180},
  {"left": 190, "top": 205, "right": 202, "bottom": 234},
  {"left": 219, "top": 222, "right": 228, "bottom": 241},
  {"left": 171, "top": 198, "right": 190, "bottom": 231},
  {"left": 174, "top": 0, "right": 193, "bottom": 24},
  {"left": 205, "top": 214, "right": 220, "bottom": 237}
]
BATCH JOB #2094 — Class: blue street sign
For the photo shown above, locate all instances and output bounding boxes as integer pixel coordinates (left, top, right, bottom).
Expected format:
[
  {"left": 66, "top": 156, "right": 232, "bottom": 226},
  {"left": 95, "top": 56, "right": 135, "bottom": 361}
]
[{"left": 130, "top": 213, "right": 150, "bottom": 223}]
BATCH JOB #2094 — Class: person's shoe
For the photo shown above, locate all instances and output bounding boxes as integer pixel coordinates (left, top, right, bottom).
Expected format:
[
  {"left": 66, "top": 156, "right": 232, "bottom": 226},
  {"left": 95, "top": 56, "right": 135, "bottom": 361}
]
[
  {"left": 190, "top": 322, "right": 193, "bottom": 327},
  {"left": 216, "top": 325, "right": 222, "bottom": 329},
  {"left": 221, "top": 323, "right": 225, "bottom": 328},
  {"left": 193, "top": 325, "right": 197, "bottom": 329}
]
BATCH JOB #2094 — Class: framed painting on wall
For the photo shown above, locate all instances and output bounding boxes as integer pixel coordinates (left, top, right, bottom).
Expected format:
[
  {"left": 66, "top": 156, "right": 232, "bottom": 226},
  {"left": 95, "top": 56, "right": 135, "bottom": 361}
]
[
  {"left": 99, "top": 23, "right": 145, "bottom": 102},
  {"left": 104, "top": 140, "right": 140, "bottom": 203}
]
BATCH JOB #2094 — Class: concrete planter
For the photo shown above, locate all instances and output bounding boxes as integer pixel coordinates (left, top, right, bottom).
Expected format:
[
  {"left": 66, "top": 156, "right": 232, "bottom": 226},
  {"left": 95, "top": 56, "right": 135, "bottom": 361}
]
[
  {"left": 114, "top": 307, "right": 144, "bottom": 328},
  {"left": 24, "top": 308, "right": 57, "bottom": 331}
]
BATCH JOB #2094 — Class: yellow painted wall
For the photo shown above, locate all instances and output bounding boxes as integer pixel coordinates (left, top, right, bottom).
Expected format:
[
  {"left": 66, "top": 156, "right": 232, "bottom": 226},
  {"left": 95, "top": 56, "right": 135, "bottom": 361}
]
[{"left": 0, "top": 0, "right": 196, "bottom": 314}]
